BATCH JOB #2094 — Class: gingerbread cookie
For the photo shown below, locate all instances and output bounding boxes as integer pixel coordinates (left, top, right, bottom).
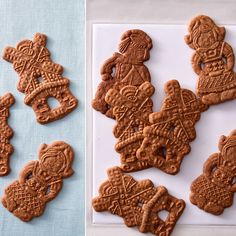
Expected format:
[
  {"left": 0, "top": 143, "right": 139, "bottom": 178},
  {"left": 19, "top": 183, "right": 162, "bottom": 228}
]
[
  {"left": 190, "top": 130, "right": 236, "bottom": 215},
  {"left": 3, "top": 33, "right": 78, "bottom": 124},
  {"left": 92, "top": 29, "right": 152, "bottom": 119},
  {"left": 0, "top": 93, "right": 15, "bottom": 176},
  {"left": 93, "top": 167, "right": 185, "bottom": 236},
  {"left": 137, "top": 80, "right": 208, "bottom": 175},
  {"left": 2, "top": 141, "right": 74, "bottom": 221},
  {"left": 185, "top": 15, "right": 236, "bottom": 105},
  {"left": 105, "top": 82, "right": 155, "bottom": 172}
]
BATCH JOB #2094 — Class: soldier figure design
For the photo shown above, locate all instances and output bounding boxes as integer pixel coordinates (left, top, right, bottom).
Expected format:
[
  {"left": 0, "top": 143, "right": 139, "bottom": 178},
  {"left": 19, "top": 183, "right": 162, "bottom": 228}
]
[{"left": 92, "top": 29, "right": 152, "bottom": 118}]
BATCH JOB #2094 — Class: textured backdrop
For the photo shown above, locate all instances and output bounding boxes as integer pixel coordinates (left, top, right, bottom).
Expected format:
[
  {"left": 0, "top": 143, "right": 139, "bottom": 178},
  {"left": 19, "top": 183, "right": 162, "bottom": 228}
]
[{"left": 0, "top": 0, "right": 84, "bottom": 235}]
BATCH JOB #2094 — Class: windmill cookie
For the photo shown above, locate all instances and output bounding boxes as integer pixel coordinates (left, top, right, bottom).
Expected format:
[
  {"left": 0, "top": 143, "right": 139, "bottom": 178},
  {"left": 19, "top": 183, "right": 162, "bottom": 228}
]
[
  {"left": 92, "top": 29, "right": 152, "bottom": 119},
  {"left": 105, "top": 82, "right": 155, "bottom": 172},
  {"left": 3, "top": 33, "right": 78, "bottom": 124},
  {"left": 190, "top": 130, "right": 236, "bottom": 215},
  {"left": 0, "top": 93, "right": 15, "bottom": 176},
  {"left": 2, "top": 141, "right": 74, "bottom": 221},
  {"left": 93, "top": 167, "right": 185, "bottom": 236},
  {"left": 185, "top": 15, "right": 236, "bottom": 105},
  {"left": 137, "top": 80, "right": 208, "bottom": 175}
]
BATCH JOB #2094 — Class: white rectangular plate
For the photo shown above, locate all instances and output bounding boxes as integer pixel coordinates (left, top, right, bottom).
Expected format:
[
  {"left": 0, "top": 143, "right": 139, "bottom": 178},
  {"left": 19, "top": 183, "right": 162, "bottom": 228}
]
[{"left": 92, "top": 24, "right": 236, "bottom": 225}]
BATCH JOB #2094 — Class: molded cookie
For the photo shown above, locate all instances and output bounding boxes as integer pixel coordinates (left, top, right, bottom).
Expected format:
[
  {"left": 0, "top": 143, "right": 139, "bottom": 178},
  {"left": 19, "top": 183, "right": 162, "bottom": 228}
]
[
  {"left": 93, "top": 167, "right": 185, "bottom": 236},
  {"left": 105, "top": 82, "right": 155, "bottom": 172},
  {"left": 185, "top": 15, "right": 236, "bottom": 105},
  {"left": 190, "top": 130, "right": 236, "bottom": 215},
  {"left": 0, "top": 93, "right": 15, "bottom": 176},
  {"left": 137, "top": 80, "right": 208, "bottom": 175},
  {"left": 3, "top": 33, "right": 78, "bottom": 124},
  {"left": 2, "top": 141, "right": 74, "bottom": 221},
  {"left": 92, "top": 29, "right": 152, "bottom": 119}
]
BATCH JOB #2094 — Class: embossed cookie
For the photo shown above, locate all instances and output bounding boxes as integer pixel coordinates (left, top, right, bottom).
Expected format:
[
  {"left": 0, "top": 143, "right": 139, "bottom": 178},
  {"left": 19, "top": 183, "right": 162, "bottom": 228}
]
[
  {"left": 105, "top": 82, "right": 155, "bottom": 172},
  {"left": 185, "top": 15, "right": 236, "bottom": 105},
  {"left": 0, "top": 93, "right": 15, "bottom": 176},
  {"left": 2, "top": 141, "right": 74, "bottom": 221},
  {"left": 3, "top": 33, "right": 78, "bottom": 124},
  {"left": 93, "top": 167, "right": 185, "bottom": 236},
  {"left": 190, "top": 130, "right": 236, "bottom": 215},
  {"left": 92, "top": 29, "right": 152, "bottom": 119},
  {"left": 137, "top": 80, "right": 208, "bottom": 175}
]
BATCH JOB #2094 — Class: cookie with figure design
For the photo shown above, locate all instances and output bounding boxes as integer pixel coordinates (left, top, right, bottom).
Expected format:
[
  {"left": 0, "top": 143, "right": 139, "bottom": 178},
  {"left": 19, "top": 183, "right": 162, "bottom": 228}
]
[
  {"left": 185, "top": 15, "right": 236, "bottom": 105},
  {"left": 92, "top": 29, "right": 152, "bottom": 119},
  {"left": 0, "top": 93, "right": 15, "bottom": 176},
  {"left": 93, "top": 166, "right": 185, "bottom": 236},
  {"left": 190, "top": 130, "right": 236, "bottom": 215},
  {"left": 3, "top": 33, "right": 78, "bottom": 124},
  {"left": 2, "top": 141, "right": 74, "bottom": 221},
  {"left": 105, "top": 81, "right": 155, "bottom": 172},
  {"left": 137, "top": 80, "right": 208, "bottom": 175}
]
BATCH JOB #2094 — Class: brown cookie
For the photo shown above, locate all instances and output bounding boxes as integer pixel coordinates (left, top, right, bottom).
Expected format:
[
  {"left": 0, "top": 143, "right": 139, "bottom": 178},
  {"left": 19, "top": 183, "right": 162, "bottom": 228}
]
[
  {"left": 92, "top": 29, "right": 152, "bottom": 119},
  {"left": 2, "top": 141, "right": 74, "bottom": 221},
  {"left": 137, "top": 80, "right": 208, "bottom": 175},
  {"left": 190, "top": 130, "right": 236, "bottom": 215},
  {"left": 105, "top": 82, "right": 155, "bottom": 172},
  {"left": 93, "top": 166, "right": 185, "bottom": 236},
  {"left": 0, "top": 93, "right": 15, "bottom": 176},
  {"left": 185, "top": 15, "right": 236, "bottom": 105},
  {"left": 3, "top": 33, "right": 78, "bottom": 124}
]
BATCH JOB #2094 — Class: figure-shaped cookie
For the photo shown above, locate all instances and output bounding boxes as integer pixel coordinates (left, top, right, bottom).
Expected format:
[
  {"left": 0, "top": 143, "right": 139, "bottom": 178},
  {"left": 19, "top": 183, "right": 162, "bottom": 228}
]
[
  {"left": 0, "top": 93, "right": 15, "bottom": 176},
  {"left": 3, "top": 33, "right": 78, "bottom": 124},
  {"left": 185, "top": 15, "right": 236, "bottom": 105},
  {"left": 105, "top": 82, "right": 155, "bottom": 172},
  {"left": 2, "top": 141, "right": 74, "bottom": 221},
  {"left": 190, "top": 130, "right": 236, "bottom": 215},
  {"left": 137, "top": 80, "right": 207, "bottom": 175},
  {"left": 93, "top": 167, "right": 185, "bottom": 236},
  {"left": 92, "top": 29, "right": 152, "bottom": 118}
]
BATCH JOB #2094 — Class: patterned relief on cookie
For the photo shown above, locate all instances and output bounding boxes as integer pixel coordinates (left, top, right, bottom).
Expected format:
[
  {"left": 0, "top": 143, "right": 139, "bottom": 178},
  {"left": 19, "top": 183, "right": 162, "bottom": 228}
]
[
  {"left": 190, "top": 130, "right": 236, "bottom": 215},
  {"left": 3, "top": 33, "right": 78, "bottom": 124},
  {"left": 93, "top": 167, "right": 185, "bottom": 236},
  {"left": 2, "top": 141, "right": 74, "bottom": 221},
  {"left": 92, "top": 29, "right": 152, "bottom": 119},
  {"left": 0, "top": 93, "right": 15, "bottom": 176},
  {"left": 105, "top": 82, "right": 155, "bottom": 172},
  {"left": 185, "top": 15, "right": 236, "bottom": 105},
  {"left": 137, "top": 80, "right": 207, "bottom": 175}
]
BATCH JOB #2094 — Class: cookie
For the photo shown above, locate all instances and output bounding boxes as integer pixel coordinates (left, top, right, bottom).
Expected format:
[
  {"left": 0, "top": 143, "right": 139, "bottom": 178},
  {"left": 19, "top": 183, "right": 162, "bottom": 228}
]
[
  {"left": 105, "top": 82, "right": 155, "bottom": 172},
  {"left": 93, "top": 166, "right": 185, "bottom": 236},
  {"left": 3, "top": 33, "right": 78, "bottom": 124},
  {"left": 190, "top": 130, "right": 236, "bottom": 215},
  {"left": 185, "top": 15, "right": 236, "bottom": 105},
  {"left": 92, "top": 29, "right": 152, "bottom": 119},
  {"left": 0, "top": 93, "right": 15, "bottom": 176},
  {"left": 2, "top": 141, "right": 74, "bottom": 221},
  {"left": 137, "top": 80, "right": 208, "bottom": 174}
]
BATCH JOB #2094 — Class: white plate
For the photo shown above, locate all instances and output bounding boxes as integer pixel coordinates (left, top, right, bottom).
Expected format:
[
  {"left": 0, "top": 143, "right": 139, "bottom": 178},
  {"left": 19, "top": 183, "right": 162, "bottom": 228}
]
[{"left": 92, "top": 24, "right": 236, "bottom": 225}]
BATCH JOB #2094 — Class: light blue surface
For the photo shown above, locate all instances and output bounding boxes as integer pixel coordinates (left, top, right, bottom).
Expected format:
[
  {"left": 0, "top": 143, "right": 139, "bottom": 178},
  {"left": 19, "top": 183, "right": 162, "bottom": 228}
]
[{"left": 0, "top": 0, "right": 85, "bottom": 235}]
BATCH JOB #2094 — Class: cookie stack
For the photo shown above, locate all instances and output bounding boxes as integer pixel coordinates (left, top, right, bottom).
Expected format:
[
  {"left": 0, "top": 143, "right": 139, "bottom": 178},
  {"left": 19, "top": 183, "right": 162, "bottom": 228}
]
[{"left": 92, "top": 15, "right": 236, "bottom": 236}]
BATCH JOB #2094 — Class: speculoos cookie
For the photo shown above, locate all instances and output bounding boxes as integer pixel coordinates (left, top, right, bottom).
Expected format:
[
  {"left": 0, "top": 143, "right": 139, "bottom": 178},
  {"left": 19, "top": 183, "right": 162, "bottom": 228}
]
[
  {"left": 3, "top": 33, "right": 78, "bottom": 124},
  {"left": 92, "top": 29, "right": 152, "bottom": 119},
  {"left": 185, "top": 15, "right": 236, "bottom": 105},
  {"left": 2, "top": 141, "right": 74, "bottom": 221},
  {"left": 190, "top": 130, "right": 236, "bottom": 215},
  {"left": 105, "top": 81, "right": 155, "bottom": 172},
  {"left": 137, "top": 80, "right": 207, "bottom": 174}
]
